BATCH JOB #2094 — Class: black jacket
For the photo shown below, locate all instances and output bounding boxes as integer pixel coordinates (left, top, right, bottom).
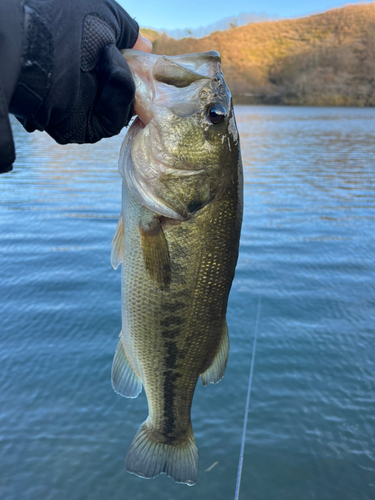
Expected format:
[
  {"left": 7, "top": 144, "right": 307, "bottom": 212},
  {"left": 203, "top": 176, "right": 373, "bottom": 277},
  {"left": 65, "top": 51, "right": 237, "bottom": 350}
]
[{"left": 0, "top": 0, "right": 23, "bottom": 173}]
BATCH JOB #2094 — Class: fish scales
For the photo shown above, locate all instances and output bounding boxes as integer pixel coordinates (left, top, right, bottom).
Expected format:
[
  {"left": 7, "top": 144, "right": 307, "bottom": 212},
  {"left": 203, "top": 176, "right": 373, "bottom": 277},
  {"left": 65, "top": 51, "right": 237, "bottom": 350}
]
[
  {"left": 122, "top": 167, "right": 241, "bottom": 437},
  {"left": 111, "top": 49, "right": 243, "bottom": 486}
]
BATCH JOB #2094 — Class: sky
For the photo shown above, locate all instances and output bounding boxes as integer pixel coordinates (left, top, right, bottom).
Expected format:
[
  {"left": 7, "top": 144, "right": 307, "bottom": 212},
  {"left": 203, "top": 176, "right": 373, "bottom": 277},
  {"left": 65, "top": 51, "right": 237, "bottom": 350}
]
[{"left": 119, "top": 0, "right": 367, "bottom": 30}]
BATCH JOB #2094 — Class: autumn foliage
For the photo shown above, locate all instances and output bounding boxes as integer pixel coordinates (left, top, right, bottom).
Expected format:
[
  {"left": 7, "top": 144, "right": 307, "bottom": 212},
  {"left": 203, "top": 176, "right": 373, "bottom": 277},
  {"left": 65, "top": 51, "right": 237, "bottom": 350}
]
[{"left": 141, "top": 3, "right": 375, "bottom": 106}]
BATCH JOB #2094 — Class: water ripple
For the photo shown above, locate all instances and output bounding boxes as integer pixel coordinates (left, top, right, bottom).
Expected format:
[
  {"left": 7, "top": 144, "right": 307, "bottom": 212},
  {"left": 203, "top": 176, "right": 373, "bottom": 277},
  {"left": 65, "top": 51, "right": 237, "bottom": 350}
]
[{"left": 0, "top": 109, "right": 374, "bottom": 499}]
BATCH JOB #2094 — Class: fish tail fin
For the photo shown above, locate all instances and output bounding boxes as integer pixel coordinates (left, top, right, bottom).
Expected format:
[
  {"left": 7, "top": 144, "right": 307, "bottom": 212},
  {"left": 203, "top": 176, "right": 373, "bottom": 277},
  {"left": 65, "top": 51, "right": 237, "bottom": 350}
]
[{"left": 126, "top": 419, "right": 198, "bottom": 486}]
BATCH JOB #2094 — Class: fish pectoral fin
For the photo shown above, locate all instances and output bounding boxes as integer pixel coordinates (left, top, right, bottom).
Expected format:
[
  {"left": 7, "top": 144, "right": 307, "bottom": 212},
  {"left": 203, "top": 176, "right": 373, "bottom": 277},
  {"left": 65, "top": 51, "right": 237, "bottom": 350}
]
[
  {"left": 126, "top": 418, "right": 198, "bottom": 486},
  {"left": 139, "top": 214, "right": 171, "bottom": 289},
  {"left": 111, "top": 213, "right": 124, "bottom": 270},
  {"left": 111, "top": 331, "right": 142, "bottom": 398},
  {"left": 200, "top": 322, "right": 229, "bottom": 386}
]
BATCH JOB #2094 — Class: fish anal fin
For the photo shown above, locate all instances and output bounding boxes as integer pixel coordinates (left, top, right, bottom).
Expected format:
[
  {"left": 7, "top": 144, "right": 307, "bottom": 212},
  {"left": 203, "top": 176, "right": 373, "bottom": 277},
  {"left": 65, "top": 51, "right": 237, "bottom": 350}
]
[
  {"left": 200, "top": 323, "right": 229, "bottom": 386},
  {"left": 126, "top": 419, "right": 198, "bottom": 486},
  {"left": 139, "top": 215, "right": 171, "bottom": 289},
  {"left": 111, "top": 213, "right": 124, "bottom": 270},
  {"left": 111, "top": 330, "right": 142, "bottom": 398}
]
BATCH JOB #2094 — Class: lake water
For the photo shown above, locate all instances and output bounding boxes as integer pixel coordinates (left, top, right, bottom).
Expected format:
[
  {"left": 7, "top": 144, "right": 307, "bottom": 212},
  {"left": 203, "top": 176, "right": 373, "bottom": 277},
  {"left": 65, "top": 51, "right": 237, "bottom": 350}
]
[{"left": 1, "top": 107, "right": 374, "bottom": 500}]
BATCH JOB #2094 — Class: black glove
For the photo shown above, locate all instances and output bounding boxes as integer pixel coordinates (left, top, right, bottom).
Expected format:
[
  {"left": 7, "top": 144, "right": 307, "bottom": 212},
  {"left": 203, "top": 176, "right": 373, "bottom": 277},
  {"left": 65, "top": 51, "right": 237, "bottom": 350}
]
[{"left": 9, "top": 0, "right": 139, "bottom": 144}]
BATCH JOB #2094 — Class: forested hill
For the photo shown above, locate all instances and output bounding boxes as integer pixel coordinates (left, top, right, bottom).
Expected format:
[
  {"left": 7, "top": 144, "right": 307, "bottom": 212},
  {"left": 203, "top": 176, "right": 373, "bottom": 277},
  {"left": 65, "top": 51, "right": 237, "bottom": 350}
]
[{"left": 141, "top": 3, "right": 375, "bottom": 106}]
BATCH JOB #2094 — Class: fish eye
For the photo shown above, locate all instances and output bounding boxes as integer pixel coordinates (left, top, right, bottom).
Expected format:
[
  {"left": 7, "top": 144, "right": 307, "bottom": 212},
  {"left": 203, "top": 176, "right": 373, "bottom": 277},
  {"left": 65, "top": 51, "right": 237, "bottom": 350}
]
[{"left": 206, "top": 103, "right": 226, "bottom": 125}]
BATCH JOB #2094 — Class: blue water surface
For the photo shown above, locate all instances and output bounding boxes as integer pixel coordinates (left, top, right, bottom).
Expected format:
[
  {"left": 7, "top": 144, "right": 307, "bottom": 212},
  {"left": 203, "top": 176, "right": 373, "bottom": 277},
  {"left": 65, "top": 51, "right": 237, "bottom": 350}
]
[{"left": 0, "top": 107, "right": 374, "bottom": 500}]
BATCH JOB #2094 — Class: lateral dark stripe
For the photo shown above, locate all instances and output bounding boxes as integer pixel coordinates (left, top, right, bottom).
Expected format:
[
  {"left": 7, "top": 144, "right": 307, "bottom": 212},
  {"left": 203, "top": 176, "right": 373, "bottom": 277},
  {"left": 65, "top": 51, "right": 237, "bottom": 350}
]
[
  {"left": 168, "top": 301, "right": 184, "bottom": 312},
  {"left": 165, "top": 341, "right": 178, "bottom": 369},
  {"left": 162, "top": 369, "right": 181, "bottom": 439},
  {"left": 160, "top": 316, "right": 183, "bottom": 327},
  {"left": 161, "top": 329, "right": 180, "bottom": 339}
]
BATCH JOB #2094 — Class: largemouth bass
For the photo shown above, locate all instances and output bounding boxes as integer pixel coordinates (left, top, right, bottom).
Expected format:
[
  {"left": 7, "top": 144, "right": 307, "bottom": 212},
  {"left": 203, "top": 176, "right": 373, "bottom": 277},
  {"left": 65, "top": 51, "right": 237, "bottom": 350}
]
[{"left": 110, "top": 49, "right": 243, "bottom": 486}]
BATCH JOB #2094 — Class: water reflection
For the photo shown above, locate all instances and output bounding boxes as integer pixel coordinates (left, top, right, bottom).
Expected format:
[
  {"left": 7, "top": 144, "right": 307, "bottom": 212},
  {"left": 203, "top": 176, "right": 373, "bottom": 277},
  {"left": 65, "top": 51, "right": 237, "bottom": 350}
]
[{"left": 0, "top": 108, "right": 374, "bottom": 500}]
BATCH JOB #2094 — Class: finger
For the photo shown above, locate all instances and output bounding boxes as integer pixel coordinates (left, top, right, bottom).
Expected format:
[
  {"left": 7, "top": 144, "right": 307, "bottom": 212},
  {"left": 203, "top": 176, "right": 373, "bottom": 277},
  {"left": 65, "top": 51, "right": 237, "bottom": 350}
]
[
  {"left": 91, "top": 44, "right": 136, "bottom": 140},
  {"left": 132, "top": 33, "right": 152, "bottom": 53}
]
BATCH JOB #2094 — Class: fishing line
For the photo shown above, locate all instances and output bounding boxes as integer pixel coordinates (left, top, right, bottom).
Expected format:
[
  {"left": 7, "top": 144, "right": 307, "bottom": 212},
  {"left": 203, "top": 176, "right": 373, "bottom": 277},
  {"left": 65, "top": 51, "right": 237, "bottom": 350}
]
[{"left": 234, "top": 296, "right": 261, "bottom": 500}]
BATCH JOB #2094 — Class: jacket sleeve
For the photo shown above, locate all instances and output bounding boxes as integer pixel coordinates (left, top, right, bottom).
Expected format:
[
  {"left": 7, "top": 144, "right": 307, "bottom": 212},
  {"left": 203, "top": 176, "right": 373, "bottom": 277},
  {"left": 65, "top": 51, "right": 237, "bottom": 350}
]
[{"left": 0, "top": 0, "right": 24, "bottom": 174}]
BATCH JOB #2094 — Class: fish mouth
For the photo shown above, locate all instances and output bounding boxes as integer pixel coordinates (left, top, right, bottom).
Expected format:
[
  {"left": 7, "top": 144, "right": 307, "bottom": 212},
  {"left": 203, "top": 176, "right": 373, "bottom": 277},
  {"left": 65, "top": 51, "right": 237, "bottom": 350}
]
[{"left": 121, "top": 49, "right": 222, "bottom": 125}]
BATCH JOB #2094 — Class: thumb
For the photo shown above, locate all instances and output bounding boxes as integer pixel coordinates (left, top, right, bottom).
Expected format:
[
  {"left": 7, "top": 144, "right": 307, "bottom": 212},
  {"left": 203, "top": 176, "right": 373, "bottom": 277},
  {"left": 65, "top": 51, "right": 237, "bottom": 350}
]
[{"left": 132, "top": 33, "right": 152, "bottom": 53}]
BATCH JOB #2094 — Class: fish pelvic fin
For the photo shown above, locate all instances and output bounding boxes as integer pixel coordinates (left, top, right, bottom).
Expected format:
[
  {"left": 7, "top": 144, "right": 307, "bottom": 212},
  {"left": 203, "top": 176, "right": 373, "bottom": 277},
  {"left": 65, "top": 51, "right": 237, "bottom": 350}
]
[
  {"left": 139, "top": 213, "right": 171, "bottom": 290},
  {"left": 111, "top": 213, "right": 124, "bottom": 270},
  {"left": 111, "top": 331, "right": 142, "bottom": 398},
  {"left": 200, "top": 322, "right": 229, "bottom": 386},
  {"left": 126, "top": 419, "right": 198, "bottom": 486}
]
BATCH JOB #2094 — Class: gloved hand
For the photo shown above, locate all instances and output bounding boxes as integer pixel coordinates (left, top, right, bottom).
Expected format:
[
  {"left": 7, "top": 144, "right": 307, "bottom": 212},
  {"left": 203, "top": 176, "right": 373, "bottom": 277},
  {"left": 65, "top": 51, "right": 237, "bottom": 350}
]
[{"left": 9, "top": 0, "right": 149, "bottom": 144}]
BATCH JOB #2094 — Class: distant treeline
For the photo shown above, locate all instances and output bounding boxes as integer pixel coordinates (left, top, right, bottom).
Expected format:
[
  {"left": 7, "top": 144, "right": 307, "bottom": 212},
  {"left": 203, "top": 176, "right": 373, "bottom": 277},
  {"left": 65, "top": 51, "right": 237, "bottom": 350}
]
[
  {"left": 147, "top": 12, "right": 275, "bottom": 40},
  {"left": 141, "top": 3, "right": 375, "bottom": 106}
]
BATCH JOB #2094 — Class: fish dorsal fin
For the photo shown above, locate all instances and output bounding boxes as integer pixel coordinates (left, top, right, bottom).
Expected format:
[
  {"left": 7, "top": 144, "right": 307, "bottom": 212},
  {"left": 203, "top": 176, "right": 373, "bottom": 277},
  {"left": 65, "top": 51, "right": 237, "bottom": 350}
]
[
  {"left": 200, "top": 322, "right": 229, "bottom": 386},
  {"left": 111, "top": 331, "right": 142, "bottom": 398},
  {"left": 111, "top": 213, "right": 124, "bottom": 270},
  {"left": 139, "top": 211, "right": 171, "bottom": 290}
]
